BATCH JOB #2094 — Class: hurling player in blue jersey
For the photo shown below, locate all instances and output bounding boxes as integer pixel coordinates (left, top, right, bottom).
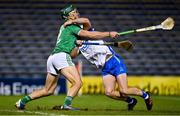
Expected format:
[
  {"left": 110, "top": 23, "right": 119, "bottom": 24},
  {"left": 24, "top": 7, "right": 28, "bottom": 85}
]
[{"left": 61, "top": 18, "right": 153, "bottom": 111}]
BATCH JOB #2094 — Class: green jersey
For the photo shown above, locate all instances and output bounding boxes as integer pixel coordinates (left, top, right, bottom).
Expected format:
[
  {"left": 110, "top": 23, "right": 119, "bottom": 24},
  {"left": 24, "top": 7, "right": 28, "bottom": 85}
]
[{"left": 51, "top": 24, "right": 81, "bottom": 54}]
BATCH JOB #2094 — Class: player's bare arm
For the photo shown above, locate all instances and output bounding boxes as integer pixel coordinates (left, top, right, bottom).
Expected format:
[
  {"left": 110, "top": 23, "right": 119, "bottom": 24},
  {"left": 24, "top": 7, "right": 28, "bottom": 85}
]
[
  {"left": 64, "top": 18, "right": 91, "bottom": 30},
  {"left": 79, "top": 30, "right": 119, "bottom": 39}
]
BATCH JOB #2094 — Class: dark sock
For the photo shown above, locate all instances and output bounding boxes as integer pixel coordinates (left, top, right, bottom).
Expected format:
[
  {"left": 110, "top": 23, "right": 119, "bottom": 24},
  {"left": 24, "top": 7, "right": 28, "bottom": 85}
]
[
  {"left": 21, "top": 95, "right": 32, "bottom": 104},
  {"left": 126, "top": 97, "right": 134, "bottom": 104},
  {"left": 63, "top": 96, "right": 73, "bottom": 106},
  {"left": 142, "top": 91, "right": 149, "bottom": 99}
]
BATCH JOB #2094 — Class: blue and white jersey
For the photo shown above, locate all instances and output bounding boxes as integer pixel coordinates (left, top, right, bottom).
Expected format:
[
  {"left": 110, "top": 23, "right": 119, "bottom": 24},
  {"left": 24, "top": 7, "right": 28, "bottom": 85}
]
[{"left": 79, "top": 40, "right": 112, "bottom": 68}]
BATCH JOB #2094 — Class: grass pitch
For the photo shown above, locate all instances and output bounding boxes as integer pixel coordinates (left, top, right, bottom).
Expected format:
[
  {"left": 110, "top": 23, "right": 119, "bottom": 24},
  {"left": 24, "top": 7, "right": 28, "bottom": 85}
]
[{"left": 0, "top": 94, "right": 180, "bottom": 115}]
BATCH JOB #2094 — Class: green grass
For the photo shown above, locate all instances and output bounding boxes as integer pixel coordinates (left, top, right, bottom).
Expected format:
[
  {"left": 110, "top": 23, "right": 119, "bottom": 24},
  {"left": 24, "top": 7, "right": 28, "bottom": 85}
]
[{"left": 0, "top": 95, "right": 180, "bottom": 115}]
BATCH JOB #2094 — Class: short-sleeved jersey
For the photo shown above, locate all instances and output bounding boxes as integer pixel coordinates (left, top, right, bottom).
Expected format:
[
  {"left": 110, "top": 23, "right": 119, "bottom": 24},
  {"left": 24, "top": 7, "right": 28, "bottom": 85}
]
[{"left": 51, "top": 24, "right": 81, "bottom": 54}]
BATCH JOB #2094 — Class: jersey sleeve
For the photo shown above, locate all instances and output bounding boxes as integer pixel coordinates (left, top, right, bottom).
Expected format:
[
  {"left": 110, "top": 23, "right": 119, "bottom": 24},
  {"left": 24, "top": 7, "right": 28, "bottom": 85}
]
[{"left": 68, "top": 24, "right": 81, "bottom": 35}]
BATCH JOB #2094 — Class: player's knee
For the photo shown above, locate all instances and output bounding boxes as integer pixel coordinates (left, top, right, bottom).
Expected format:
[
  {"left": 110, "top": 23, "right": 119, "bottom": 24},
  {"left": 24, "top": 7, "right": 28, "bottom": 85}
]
[
  {"left": 71, "top": 80, "right": 83, "bottom": 90},
  {"left": 79, "top": 81, "right": 83, "bottom": 88},
  {"left": 76, "top": 81, "right": 83, "bottom": 89}
]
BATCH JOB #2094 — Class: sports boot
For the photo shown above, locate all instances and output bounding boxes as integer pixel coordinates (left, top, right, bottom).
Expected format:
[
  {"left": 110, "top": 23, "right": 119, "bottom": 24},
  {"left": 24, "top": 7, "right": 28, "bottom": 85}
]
[
  {"left": 15, "top": 99, "right": 25, "bottom": 110},
  {"left": 128, "top": 98, "right": 137, "bottom": 111},
  {"left": 145, "top": 92, "right": 153, "bottom": 110}
]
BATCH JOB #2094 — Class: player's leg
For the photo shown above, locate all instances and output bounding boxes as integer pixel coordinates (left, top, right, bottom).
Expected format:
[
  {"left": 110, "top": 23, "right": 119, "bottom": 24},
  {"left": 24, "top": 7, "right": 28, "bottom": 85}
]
[
  {"left": 103, "top": 74, "right": 137, "bottom": 110},
  {"left": 110, "top": 54, "right": 152, "bottom": 110},
  {"left": 116, "top": 73, "right": 153, "bottom": 110},
  {"left": 102, "top": 54, "right": 137, "bottom": 110},
  {"left": 103, "top": 74, "right": 127, "bottom": 100},
  {"left": 51, "top": 68, "right": 82, "bottom": 111},
  {"left": 117, "top": 73, "right": 143, "bottom": 96},
  {"left": 15, "top": 73, "right": 58, "bottom": 110},
  {"left": 48, "top": 52, "right": 82, "bottom": 110},
  {"left": 60, "top": 66, "right": 82, "bottom": 109},
  {"left": 29, "top": 73, "right": 58, "bottom": 99},
  {"left": 15, "top": 54, "right": 60, "bottom": 110}
]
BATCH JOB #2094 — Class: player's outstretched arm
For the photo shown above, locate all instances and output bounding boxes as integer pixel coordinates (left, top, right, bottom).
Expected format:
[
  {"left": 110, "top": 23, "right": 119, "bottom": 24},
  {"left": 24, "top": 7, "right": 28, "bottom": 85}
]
[
  {"left": 63, "top": 17, "right": 118, "bottom": 39},
  {"left": 79, "top": 30, "right": 119, "bottom": 39}
]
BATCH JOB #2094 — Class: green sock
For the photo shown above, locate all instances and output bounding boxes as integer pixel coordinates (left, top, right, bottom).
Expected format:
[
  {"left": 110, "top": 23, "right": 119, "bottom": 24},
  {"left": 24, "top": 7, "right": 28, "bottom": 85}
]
[
  {"left": 63, "top": 96, "right": 73, "bottom": 106},
  {"left": 21, "top": 95, "right": 32, "bottom": 104}
]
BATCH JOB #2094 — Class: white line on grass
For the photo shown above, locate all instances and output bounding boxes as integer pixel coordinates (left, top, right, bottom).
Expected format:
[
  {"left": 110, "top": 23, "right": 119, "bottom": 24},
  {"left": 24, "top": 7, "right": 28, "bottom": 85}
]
[{"left": 0, "top": 109, "right": 57, "bottom": 115}]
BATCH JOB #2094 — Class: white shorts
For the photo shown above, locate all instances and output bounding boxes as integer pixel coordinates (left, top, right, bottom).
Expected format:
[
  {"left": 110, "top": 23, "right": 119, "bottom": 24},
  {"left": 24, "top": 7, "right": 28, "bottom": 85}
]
[{"left": 47, "top": 52, "right": 74, "bottom": 75}]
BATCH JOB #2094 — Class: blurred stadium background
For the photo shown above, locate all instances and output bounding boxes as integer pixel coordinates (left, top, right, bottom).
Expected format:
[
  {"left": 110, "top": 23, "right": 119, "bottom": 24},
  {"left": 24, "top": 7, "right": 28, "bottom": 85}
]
[{"left": 0, "top": 0, "right": 180, "bottom": 114}]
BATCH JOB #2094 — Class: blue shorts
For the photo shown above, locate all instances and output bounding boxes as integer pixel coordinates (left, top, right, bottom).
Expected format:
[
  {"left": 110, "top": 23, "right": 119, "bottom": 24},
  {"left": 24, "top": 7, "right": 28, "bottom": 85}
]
[{"left": 101, "top": 54, "right": 127, "bottom": 77}]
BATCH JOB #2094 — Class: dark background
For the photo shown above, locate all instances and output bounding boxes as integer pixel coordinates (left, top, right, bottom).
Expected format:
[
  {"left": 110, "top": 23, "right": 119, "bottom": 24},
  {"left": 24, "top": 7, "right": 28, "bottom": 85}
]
[{"left": 0, "top": 0, "right": 179, "bottom": 78}]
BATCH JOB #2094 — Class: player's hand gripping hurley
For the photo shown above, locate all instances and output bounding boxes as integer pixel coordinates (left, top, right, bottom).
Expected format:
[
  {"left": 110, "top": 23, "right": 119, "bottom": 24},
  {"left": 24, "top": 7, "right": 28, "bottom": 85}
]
[{"left": 118, "top": 17, "right": 175, "bottom": 35}]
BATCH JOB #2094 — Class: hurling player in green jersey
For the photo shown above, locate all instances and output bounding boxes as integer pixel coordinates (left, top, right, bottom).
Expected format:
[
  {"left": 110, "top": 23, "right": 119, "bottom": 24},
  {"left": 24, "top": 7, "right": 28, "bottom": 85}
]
[{"left": 15, "top": 5, "right": 119, "bottom": 110}]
